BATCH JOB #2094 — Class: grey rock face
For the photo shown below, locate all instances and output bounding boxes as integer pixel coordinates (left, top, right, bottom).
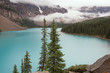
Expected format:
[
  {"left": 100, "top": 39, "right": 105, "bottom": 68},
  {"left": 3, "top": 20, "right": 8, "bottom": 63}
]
[
  {"left": 33, "top": 71, "right": 49, "bottom": 73},
  {"left": 12, "top": 3, "right": 68, "bottom": 17},
  {"left": 0, "top": 0, "right": 22, "bottom": 24},
  {"left": 86, "top": 54, "right": 110, "bottom": 73},
  {"left": 79, "top": 6, "right": 110, "bottom": 13}
]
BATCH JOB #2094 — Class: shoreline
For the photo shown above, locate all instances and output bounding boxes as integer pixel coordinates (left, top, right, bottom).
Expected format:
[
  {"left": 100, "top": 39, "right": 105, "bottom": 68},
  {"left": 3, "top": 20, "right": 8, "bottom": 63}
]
[
  {"left": 61, "top": 31, "right": 110, "bottom": 41},
  {"left": 1, "top": 28, "right": 110, "bottom": 42},
  {"left": 0, "top": 27, "right": 27, "bottom": 32}
]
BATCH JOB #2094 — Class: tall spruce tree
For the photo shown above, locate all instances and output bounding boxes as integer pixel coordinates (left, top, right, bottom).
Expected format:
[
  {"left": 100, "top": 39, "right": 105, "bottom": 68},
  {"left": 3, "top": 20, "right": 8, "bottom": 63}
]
[
  {"left": 38, "top": 19, "right": 47, "bottom": 71},
  {"left": 21, "top": 59, "right": 24, "bottom": 73},
  {"left": 13, "top": 65, "right": 19, "bottom": 73},
  {"left": 106, "top": 28, "right": 110, "bottom": 39},
  {"left": 24, "top": 51, "right": 32, "bottom": 73},
  {"left": 45, "top": 20, "right": 65, "bottom": 73}
]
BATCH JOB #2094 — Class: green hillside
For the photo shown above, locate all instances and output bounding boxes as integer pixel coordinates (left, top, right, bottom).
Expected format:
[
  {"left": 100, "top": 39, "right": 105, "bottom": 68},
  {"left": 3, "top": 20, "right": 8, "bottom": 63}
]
[
  {"left": 21, "top": 19, "right": 41, "bottom": 28},
  {"left": 61, "top": 16, "right": 110, "bottom": 39}
]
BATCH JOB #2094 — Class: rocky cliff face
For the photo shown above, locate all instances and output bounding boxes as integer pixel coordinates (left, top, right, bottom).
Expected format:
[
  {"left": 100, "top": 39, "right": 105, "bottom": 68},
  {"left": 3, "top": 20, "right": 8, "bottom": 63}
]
[
  {"left": 85, "top": 54, "right": 110, "bottom": 73},
  {"left": 40, "top": 5, "right": 67, "bottom": 15},
  {"left": 0, "top": 9, "right": 22, "bottom": 24},
  {"left": 12, "top": 3, "right": 68, "bottom": 17},
  {"left": 0, "top": 0, "right": 22, "bottom": 25},
  {"left": 33, "top": 71, "right": 49, "bottom": 73},
  {"left": 0, "top": 0, "right": 68, "bottom": 24},
  {"left": 79, "top": 6, "right": 110, "bottom": 13},
  {"left": 77, "top": 6, "right": 110, "bottom": 21},
  {"left": 12, "top": 3, "right": 40, "bottom": 17},
  {"left": 0, "top": 0, "right": 25, "bottom": 31},
  {"left": 0, "top": 0, "right": 67, "bottom": 21}
]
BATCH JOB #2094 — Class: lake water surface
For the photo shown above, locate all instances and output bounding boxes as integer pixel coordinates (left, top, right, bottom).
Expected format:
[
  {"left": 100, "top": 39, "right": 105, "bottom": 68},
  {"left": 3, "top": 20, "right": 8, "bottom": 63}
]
[{"left": 0, "top": 28, "right": 110, "bottom": 73}]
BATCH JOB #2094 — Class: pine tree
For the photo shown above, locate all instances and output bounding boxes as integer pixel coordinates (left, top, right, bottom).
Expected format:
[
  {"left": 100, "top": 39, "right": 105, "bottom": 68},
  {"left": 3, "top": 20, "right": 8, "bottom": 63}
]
[
  {"left": 45, "top": 20, "right": 65, "bottom": 73},
  {"left": 0, "top": 29, "right": 1, "bottom": 32},
  {"left": 21, "top": 59, "right": 24, "bottom": 73},
  {"left": 24, "top": 51, "right": 32, "bottom": 73},
  {"left": 13, "top": 65, "right": 19, "bottom": 73},
  {"left": 106, "top": 28, "right": 110, "bottom": 39},
  {"left": 38, "top": 19, "right": 47, "bottom": 71}
]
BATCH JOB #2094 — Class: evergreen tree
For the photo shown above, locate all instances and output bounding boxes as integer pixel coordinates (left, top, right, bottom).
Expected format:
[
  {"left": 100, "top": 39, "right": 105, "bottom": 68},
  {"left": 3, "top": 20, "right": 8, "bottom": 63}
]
[
  {"left": 13, "top": 65, "right": 19, "bottom": 73},
  {"left": 45, "top": 20, "right": 65, "bottom": 73},
  {"left": 24, "top": 51, "right": 32, "bottom": 73},
  {"left": 0, "top": 29, "right": 1, "bottom": 32},
  {"left": 61, "top": 16, "right": 110, "bottom": 39},
  {"left": 21, "top": 59, "right": 24, "bottom": 73},
  {"left": 38, "top": 19, "right": 47, "bottom": 71},
  {"left": 106, "top": 28, "right": 110, "bottom": 39}
]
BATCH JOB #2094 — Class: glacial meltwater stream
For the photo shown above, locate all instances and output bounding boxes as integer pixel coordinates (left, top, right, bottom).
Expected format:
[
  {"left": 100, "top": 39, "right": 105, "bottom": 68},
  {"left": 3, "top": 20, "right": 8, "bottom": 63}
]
[{"left": 0, "top": 28, "right": 110, "bottom": 73}]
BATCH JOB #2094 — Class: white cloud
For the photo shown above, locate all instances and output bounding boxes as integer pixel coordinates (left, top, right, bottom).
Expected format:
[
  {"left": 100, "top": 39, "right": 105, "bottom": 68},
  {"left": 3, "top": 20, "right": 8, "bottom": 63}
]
[
  {"left": 10, "top": 0, "right": 53, "bottom": 6},
  {"left": 49, "top": 0, "right": 110, "bottom": 7},
  {"left": 10, "top": 0, "right": 110, "bottom": 7},
  {"left": 30, "top": 9, "right": 90, "bottom": 23},
  {"left": 10, "top": 0, "right": 110, "bottom": 23},
  {"left": 99, "top": 12, "right": 110, "bottom": 17},
  {"left": 30, "top": 8, "right": 110, "bottom": 24}
]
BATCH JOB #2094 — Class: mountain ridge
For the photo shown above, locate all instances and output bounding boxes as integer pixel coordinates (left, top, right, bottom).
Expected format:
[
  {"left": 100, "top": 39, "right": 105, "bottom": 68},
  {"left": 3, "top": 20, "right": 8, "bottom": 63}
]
[
  {"left": 12, "top": 2, "right": 68, "bottom": 17},
  {"left": 0, "top": 0, "right": 68, "bottom": 31},
  {"left": 79, "top": 6, "right": 110, "bottom": 13}
]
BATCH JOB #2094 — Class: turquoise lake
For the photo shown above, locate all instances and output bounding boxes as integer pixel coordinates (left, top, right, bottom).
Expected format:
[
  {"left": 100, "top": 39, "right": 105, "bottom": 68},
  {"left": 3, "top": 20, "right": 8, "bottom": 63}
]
[{"left": 0, "top": 28, "right": 110, "bottom": 73}]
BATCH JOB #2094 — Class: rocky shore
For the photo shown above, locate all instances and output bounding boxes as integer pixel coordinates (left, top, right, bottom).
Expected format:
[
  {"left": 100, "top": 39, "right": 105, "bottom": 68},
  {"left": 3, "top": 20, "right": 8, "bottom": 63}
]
[
  {"left": 33, "top": 71, "right": 49, "bottom": 73},
  {"left": 85, "top": 54, "right": 110, "bottom": 73},
  {"left": 34, "top": 54, "right": 110, "bottom": 73}
]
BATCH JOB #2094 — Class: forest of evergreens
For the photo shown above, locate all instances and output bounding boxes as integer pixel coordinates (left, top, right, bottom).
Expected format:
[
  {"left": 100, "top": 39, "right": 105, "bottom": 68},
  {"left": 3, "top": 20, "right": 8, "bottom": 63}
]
[
  {"left": 21, "top": 19, "right": 41, "bottom": 28},
  {"left": 21, "top": 19, "right": 69, "bottom": 28},
  {"left": 61, "top": 16, "right": 110, "bottom": 39}
]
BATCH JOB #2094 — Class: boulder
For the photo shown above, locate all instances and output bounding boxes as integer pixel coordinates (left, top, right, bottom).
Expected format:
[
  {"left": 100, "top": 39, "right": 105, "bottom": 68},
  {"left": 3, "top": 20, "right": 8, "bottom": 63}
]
[
  {"left": 69, "top": 71, "right": 79, "bottom": 73},
  {"left": 86, "top": 54, "right": 110, "bottom": 73},
  {"left": 33, "top": 71, "right": 49, "bottom": 73}
]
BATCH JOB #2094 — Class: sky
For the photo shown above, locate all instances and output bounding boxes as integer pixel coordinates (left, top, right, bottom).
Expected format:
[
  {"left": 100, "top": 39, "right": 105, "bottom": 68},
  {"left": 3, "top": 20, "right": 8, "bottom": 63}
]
[
  {"left": 10, "top": 0, "right": 110, "bottom": 7},
  {"left": 49, "top": 0, "right": 110, "bottom": 7}
]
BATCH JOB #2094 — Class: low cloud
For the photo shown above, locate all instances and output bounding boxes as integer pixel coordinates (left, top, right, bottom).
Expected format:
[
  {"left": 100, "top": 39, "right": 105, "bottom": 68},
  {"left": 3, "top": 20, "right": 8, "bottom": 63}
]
[
  {"left": 10, "top": 0, "right": 110, "bottom": 24},
  {"left": 99, "top": 12, "right": 110, "bottom": 17},
  {"left": 10, "top": 0, "right": 53, "bottom": 6},
  {"left": 30, "top": 9, "right": 83, "bottom": 23},
  {"left": 30, "top": 8, "right": 110, "bottom": 24},
  {"left": 10, "top": 0, "right": 110, "bottom": 8}
]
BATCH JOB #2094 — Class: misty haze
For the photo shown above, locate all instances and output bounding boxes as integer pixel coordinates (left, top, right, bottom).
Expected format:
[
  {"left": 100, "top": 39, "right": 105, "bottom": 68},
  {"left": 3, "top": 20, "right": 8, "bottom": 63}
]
[
  {"left": 0, "top": 0, "right": 110, "bottom": 73},
  {"left": 10, "top": 0, "right": 110, "bottom": 24}
]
